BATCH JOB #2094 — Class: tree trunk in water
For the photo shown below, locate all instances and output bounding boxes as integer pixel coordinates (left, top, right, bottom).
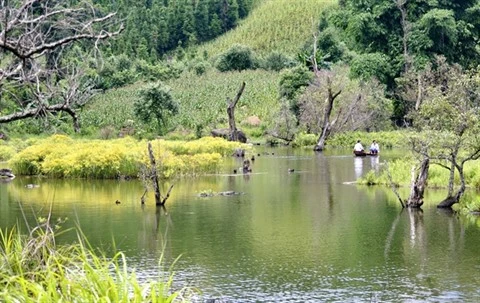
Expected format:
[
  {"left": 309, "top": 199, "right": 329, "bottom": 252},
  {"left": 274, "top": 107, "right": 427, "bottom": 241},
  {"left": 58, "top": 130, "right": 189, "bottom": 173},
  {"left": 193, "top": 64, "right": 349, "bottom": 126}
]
[
  {"left": 147, "top": 142, "right": 161, "bottom": 205},
  {"left": 406, "top": 157, "right": 429, "bottom": 208},
  {"left": 314, "top": 123, "right": 331, "bottom": 151},
  {"left": 314, "top": 80, "right": 341, "bottom": 151},
  {"left": 447, "top": 161, "right": 455, "bottom": 197},
  {"left": 437, "top": 164, "right": 465, "bottom": 208},
  {"left": 227, "top": 82, "right": 246, "bottom": 143}
]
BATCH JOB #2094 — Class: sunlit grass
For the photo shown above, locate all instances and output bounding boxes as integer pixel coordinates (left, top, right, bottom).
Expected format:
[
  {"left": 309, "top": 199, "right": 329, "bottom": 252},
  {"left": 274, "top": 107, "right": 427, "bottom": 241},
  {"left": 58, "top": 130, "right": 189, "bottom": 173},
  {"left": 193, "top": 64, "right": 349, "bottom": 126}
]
[{"left": 0, "top": 218, "right": 192, "bottom": 302}]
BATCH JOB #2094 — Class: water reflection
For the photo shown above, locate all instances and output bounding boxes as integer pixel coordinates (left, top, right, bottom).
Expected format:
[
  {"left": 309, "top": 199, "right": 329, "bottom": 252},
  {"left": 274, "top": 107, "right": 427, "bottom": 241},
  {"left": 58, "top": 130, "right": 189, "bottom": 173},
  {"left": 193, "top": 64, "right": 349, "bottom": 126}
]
[
  {"left": 1, "top": 148, "right": 480, "bottom": 302},
  {"left": 354, "top": 157, "right": 363, "bottom": 178},
  {"left": 370, "top": 155, "right": 380, "bottom": 171}
]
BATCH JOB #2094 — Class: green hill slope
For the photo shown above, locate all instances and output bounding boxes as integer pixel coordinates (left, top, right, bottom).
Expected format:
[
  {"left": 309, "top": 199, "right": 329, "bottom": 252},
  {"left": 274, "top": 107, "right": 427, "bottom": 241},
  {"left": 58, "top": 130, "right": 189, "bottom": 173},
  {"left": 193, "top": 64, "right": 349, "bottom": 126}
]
[
  {"left": 200, "top": 0, "right": 337, "bottom": 57},
  {"left": 82, "top": 69, "right": 280, "bottom": 137}
]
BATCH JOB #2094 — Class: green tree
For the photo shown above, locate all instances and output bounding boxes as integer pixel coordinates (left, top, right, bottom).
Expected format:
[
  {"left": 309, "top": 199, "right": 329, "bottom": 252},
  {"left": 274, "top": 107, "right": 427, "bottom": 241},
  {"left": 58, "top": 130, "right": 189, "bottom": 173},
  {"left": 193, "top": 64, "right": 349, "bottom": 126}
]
[
  {"left": 327, "top": 0, "right": 480, "bottom": 122},
  {"left": 216, "top": 44, "right": 256, "bottom": 72},
  {"left": 279, "top": 66, "right": 313, "bottom": 101},
  {"left": 407, "top": 59, "right": 480, "bottom": 208},
  {"left": 194, "top": 0, "right": 210, "bottom": 42},
  {"left": 224, "top": 0, "right": 240, "bottom": 29},
  {"left": 209, "top": 13, "right": 224, "bottom": 38},
  {"left": 134, "top": 83, "right": 179, "bottom": 135}
]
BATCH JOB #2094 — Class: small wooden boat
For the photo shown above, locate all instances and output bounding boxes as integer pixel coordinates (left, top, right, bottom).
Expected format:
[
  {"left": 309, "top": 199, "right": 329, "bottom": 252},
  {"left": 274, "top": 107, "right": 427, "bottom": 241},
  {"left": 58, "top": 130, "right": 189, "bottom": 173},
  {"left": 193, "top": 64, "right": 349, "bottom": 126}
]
[{"left": 353, "top": 151, "right": 378, "bottom": 157}]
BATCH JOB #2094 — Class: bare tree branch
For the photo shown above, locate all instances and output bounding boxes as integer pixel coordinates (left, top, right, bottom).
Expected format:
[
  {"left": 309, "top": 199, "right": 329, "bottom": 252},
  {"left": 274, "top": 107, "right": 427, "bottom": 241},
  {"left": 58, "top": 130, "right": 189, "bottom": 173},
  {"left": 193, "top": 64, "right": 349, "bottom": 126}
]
[{"left": 0, "top": 0, "right": 123, "bottom": 131}]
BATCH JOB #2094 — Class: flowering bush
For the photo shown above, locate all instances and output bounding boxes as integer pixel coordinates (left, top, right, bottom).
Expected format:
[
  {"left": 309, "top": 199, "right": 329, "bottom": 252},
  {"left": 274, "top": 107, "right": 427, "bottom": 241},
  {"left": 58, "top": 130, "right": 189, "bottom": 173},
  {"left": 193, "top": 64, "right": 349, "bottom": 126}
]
[{"left": 9, "top": 135, "right": 246, "bottom": 179}]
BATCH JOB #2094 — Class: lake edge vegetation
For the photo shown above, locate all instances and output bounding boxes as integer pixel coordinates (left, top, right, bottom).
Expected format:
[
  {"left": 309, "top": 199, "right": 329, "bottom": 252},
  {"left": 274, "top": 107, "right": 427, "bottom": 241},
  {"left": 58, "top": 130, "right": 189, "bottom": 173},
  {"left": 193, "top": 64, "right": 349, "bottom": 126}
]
[
  {"left": 0, "top": 217, "right": 193, "bottom": 302},
  {"left": 1, "top": 0, "right": 480, "bottom": 247}
]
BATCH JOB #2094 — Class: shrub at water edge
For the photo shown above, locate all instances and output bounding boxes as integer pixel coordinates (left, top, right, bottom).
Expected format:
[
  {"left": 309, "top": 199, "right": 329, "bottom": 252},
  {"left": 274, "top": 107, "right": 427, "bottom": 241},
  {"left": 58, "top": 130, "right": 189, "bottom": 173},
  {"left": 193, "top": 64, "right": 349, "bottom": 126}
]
[{"left": 9, "top": 135, "right": 248, "bottom": 179}]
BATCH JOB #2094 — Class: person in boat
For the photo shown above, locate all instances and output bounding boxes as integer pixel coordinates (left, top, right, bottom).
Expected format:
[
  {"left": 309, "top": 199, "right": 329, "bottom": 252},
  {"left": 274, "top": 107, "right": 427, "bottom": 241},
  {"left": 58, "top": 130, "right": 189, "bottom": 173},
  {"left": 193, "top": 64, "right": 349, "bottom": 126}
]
[
  {"left": 353, "top": 140, "right": 364, "bottom": 155},
  {"left": 369, "top": 140, "right": 379, "bottom": 154}
]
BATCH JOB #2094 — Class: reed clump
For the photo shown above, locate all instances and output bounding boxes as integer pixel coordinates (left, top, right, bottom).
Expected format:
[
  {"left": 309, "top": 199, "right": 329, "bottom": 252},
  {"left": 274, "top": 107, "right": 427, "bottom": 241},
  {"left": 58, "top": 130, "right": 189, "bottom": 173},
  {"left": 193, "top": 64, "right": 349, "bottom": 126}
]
[
  {"left": 0, "top": 219, "right": 189, "bottom": 302},
  {"left": 8, "top": 135, "right": 248, "bottom": 179}
]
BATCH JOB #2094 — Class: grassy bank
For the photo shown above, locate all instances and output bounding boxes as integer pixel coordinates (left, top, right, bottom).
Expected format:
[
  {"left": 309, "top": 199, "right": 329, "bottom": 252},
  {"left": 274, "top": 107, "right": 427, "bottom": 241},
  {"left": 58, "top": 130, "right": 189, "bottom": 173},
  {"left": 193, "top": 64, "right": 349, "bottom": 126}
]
[
  {"left": 0, "top": 221, "right": 189, "bottom": 302},
  {"left": 7, "top": 135, "right": 249, "bottom": 179}
]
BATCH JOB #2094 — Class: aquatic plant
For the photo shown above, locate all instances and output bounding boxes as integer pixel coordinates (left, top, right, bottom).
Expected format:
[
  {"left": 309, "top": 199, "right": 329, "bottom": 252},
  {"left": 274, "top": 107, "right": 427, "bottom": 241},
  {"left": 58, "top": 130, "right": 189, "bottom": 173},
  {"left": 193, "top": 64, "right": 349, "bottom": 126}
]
[{"left": 0, "top": 219, "right": 191, "bottom": 302}]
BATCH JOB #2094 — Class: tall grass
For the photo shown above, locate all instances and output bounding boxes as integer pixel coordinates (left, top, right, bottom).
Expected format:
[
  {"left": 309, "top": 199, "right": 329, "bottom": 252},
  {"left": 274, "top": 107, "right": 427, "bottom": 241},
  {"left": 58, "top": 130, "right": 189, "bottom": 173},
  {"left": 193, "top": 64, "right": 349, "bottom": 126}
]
[
  {"left": 199, "top": 0, "right": 337, "bottom": 57},
  {"left": 0, "top": 217, "right": 190, "bottom": 302}
]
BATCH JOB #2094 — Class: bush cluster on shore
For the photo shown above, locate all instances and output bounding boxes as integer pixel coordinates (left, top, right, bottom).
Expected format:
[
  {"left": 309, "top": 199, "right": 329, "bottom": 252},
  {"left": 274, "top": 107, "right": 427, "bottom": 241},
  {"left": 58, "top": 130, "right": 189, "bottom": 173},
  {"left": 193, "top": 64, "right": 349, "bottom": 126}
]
[{"left": 7, "top": 135, "right": 248, "bottom": 179}]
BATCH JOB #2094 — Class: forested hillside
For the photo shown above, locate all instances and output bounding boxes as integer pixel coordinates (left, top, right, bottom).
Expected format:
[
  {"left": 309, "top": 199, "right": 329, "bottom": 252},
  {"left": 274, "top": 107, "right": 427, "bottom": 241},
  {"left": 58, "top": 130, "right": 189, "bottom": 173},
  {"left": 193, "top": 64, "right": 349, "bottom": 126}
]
[
  {"left": 94, "top": 0, "right": 257, "bottom": 60},
  {"left": 1, "top": 0, "right": 480, "bottom": 145}
]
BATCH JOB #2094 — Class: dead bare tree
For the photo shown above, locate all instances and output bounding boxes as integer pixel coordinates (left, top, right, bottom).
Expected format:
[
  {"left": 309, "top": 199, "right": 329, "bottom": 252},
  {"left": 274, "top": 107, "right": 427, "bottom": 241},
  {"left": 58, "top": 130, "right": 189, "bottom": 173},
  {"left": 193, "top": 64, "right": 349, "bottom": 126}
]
[
  {"left": 227, "top": 82, "right": 247, "bottom": 142},
  {"left": 310, "top": 32, "right": 343, "bottom": 151},
  {"left": 147, "top": 142, "right": 174, "bottom": 206},
  {"left": 211, "top": 82, "right": 248, "bottom": 143},
  {"left": 0, "top": 0, "right": 123, "bottom": 131},
  {"left": 313, "top": 74, "right": 342, "bottom": 151}
]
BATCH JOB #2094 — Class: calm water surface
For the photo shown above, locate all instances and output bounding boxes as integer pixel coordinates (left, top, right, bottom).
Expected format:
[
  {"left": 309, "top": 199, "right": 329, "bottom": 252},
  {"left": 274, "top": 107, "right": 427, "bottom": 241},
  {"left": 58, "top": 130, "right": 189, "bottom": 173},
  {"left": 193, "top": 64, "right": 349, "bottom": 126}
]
[{"left": 1, "top": 148, "right": 480, "bottom": 302}]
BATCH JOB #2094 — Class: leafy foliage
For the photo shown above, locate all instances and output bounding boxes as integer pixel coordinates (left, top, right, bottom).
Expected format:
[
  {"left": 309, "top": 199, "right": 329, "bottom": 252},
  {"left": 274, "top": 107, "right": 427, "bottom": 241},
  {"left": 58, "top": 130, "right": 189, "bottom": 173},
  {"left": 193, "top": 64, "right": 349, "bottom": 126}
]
[
  {"left": 216, "top": 44, "right": 257, "bottom": 72},
  {"left": 95, "top": 0, "right": 255, "bottom": 59},
  {"left": 324, "top": 0, "right": 480, "bottom": 121},
  {"left": 134, "top": 83, "right": 179, "bottom": 135},
  {"left": 279, "top": 66, "right": 313, "bottom": 101},
  {"left": 349, "top": 53, "right": 392, "bottom": 83}
]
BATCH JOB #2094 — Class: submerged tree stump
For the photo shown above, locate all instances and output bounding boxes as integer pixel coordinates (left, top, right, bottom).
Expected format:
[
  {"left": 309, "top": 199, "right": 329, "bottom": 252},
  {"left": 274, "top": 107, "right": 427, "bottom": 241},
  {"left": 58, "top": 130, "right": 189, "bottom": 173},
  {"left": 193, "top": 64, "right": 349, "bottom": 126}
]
[{"left": 147, "top": 142, "right": 173, "bottom": 206}]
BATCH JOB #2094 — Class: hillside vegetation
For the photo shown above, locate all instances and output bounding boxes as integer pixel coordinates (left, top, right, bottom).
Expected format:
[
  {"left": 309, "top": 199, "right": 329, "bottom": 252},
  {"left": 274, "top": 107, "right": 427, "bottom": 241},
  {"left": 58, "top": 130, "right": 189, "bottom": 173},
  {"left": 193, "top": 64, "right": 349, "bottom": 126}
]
[
  {"left": 82, "top": 69, "right": 280, "bottom": 138},
  {"left": 200, "top": 0, "right": 337, "bottom": 57}
]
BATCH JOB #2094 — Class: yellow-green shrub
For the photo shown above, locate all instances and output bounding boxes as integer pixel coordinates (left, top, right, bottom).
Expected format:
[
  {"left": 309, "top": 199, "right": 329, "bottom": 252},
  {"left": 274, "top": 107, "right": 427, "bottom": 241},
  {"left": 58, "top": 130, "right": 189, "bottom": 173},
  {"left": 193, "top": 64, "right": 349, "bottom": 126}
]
[
  {"left": 0, "top": 145, "right": 16, "bottom": 161},
  {"left": 9, "top": 135, "right": 244, "bottom": 179},
  {"left": 9, "top": 135, "right": 72, "bottom": 175},
  {"left": 161, "top": 137, "right": 250, "bottom": 156}
]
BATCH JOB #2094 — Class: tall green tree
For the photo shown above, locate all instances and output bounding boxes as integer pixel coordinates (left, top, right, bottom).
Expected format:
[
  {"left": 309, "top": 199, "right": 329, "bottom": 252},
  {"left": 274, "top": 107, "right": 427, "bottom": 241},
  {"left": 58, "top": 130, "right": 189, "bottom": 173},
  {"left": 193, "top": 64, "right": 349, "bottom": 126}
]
[{"left": 194, "top": 0, "right": 210, "bottom": 42}]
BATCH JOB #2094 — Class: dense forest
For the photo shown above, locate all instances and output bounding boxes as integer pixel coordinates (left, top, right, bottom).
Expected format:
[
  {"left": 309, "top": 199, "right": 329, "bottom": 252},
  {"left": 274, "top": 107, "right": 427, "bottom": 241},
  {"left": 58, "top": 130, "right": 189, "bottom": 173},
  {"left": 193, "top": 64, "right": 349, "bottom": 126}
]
[{"left": 95, "top": 0, "right": 256, "bottom": 59}]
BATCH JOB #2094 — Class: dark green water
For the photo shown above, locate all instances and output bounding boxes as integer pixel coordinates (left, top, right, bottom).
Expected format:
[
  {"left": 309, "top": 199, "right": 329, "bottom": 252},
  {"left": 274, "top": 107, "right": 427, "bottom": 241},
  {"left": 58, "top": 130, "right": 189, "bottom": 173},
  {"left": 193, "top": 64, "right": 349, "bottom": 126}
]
[{"left": 1, "top": 148, "right": 480, "bottom": 302}]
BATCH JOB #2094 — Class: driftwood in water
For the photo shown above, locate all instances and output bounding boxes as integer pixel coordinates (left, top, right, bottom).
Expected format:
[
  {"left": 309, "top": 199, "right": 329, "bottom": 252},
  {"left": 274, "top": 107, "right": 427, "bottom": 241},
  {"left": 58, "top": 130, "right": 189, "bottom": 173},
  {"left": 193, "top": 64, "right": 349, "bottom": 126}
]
[
  {"left": 242, "top": 159, "right": 252, "bottom": 173},
  {"left": 147, "top": 142, "right": 174, "bottom": 206},
  {"left": 0, "top": 168, "right": 15, "bottom": 179},
  {"left": 211, "top": 128, "right": 247, "bottom": 143}
]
